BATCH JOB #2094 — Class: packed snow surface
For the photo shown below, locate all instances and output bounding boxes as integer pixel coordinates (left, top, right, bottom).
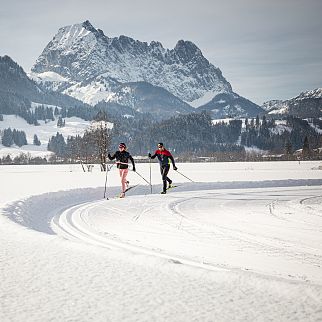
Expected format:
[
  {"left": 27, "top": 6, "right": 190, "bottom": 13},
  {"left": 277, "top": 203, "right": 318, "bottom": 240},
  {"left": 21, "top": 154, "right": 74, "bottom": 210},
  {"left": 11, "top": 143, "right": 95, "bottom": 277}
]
[{"left": 1, "top": 161, "right": 322, "bottom": 321}]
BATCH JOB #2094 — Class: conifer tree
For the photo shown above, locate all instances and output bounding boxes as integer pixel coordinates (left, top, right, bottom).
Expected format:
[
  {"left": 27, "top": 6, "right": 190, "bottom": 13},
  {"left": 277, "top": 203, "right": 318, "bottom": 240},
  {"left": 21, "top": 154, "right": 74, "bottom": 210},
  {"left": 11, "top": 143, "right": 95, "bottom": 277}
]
[
  {"left": 13, "top": 129, "right": 27, "bottom": 146},
  {"left": 255, "top": 115, "right": 260, "bottom": 129},
  {"left": 57, "top": 116, "right": 65, "bottom": 128},
  {"left": 2, "top": 128, "right": 13, "bottom": 146},
  {"left": 245, "top": 118, "right": 249, "bottom": 130},
  {"left": 47, "top": 132, "right": 67, "bottom": 157},
  {"left": 285, "top": 140, "right": 292, "bottom": 156},
  {"left": 302, "top": 136, "right": 310, "bottom": 160},
  {"left": 33, "top": 134, "right": 41, "bottom": 146}
]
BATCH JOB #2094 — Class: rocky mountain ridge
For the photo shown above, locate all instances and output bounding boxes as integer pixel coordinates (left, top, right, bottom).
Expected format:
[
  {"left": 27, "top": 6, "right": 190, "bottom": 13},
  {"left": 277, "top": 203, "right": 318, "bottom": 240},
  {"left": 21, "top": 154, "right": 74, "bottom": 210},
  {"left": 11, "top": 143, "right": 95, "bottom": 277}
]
[
  {"left": 197, "top": 92, "right": 264, "bottom": 119},
  {"left": 263, "top": 88, "right": 322, "bottom": 118},
  {"left": 31, "top": 20, "right": 263, "bottom": 118}
]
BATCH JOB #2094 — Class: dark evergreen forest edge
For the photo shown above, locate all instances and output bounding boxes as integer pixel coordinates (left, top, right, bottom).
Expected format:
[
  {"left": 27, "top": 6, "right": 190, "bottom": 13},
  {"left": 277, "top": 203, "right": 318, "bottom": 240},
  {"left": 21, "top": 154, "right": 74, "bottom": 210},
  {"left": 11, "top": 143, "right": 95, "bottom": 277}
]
[{"left": 1, "top": 101, "right": 322, "bottom": 164}]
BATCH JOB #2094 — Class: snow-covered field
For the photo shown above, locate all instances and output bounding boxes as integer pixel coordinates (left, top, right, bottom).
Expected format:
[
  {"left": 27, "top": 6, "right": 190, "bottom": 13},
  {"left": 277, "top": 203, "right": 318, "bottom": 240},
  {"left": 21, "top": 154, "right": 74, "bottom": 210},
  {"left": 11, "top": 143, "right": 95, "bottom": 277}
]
[
  {"left": 1, "top": 161, "right": 322, "bottom": 321},
  {"left": 0, "top": 114, "right": 90, "bottom": 158}
]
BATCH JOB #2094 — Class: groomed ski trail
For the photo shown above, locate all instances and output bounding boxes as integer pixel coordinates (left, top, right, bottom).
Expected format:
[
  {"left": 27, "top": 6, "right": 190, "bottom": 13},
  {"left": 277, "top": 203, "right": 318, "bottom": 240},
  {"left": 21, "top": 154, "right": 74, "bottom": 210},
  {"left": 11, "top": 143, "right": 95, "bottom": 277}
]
[
  {"left": 51, "top": 186, "right": 322, "bottom": 283},
  {"left": 51, "top": 197, "right": 227, "bottom": 272}
]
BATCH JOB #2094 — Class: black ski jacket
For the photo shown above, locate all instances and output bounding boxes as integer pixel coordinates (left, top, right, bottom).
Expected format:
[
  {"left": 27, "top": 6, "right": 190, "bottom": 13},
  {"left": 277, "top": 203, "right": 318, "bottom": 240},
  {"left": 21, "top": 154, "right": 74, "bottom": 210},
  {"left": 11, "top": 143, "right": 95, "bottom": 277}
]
[{"left": 108, "top": 151, "right": 135, "bottom": 170}]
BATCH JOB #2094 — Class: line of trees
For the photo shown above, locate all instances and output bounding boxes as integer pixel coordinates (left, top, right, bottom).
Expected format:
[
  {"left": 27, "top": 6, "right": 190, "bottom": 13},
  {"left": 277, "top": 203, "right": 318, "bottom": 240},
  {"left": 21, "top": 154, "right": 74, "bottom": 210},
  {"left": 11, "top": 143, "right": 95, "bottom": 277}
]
[
  {"left": 1, "top": 128, "right": 27, "bottom": 147},
  {"left": 241, "top": 115, "right": 322, "bottom": 153},
  {"left": 2, "top": 107, "right": 322, "bottom": 164},
  {"left": 44, "top": 112, "right": 322, "bottom": 163},
  {"left": 0, "top": 153, "right": 49, "bottom": 165},
  {"left": 1, "top": 128, "right": 41, "bottom": 147}
]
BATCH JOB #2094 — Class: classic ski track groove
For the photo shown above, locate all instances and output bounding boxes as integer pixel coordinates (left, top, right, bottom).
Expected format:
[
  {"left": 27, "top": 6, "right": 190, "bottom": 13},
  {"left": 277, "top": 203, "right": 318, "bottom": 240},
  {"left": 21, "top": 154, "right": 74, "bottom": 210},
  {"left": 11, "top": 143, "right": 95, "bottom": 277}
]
[
  {"left": 51, "top": 187, "right": 322, "bottom": 279},
  {"left": 51, "top": 199, "right": 227, "bottom": 272},
  {"left": 168, "top": 193, "right": 322, "bottom": 268}
]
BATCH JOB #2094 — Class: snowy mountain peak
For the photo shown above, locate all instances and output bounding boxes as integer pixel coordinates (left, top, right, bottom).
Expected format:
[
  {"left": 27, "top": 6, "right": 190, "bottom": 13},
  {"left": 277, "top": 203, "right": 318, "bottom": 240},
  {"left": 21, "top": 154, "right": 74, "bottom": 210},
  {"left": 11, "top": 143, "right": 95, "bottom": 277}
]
[
  {"left": 53, "top": 21, "right": 98, "bottom": 49},
  {"left": 31, "top": 21, "right": 234, "bottom": 104},
  {"left": 296, "top": 88, "right": 322, "bottom": 100},
  {"left": 262, "top": 87, "right": 322, "bottom": 117},
  {"left": 29, "top": 21, "right": 265, "bottom": 116},
  {"left": 150, "top": 40, "right": 163, "bottom": 49},
  {"left": 262, "top": 100, "right": 284, "bottom": 112},
  {"left": 174, "top": 39, "right": 202, "bottom": 61},
  {"left": 81, "top": 20, "right": 96, "bottom": 31}
]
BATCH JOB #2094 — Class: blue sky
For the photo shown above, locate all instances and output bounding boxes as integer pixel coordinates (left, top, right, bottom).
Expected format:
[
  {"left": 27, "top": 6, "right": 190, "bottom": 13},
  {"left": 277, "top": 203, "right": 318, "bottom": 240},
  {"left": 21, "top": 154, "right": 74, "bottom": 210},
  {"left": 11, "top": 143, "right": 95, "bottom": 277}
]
[{"left": 0, "top": 0, "right": 321, "bottom": 104}]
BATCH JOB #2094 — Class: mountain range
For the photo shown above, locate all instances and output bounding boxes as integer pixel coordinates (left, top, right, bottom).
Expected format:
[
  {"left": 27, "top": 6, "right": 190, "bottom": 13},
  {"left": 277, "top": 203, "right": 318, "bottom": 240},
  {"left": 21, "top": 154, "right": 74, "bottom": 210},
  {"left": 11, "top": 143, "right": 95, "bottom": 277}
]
[
  {"left": 1, "top": 20, "right": 320, "bottom": 121},
  {"left": 29, "top": 20, "right": 264, "bottom": 119},
  {"left": 263, "top": 88, "right": 322, "bottom": 118}
]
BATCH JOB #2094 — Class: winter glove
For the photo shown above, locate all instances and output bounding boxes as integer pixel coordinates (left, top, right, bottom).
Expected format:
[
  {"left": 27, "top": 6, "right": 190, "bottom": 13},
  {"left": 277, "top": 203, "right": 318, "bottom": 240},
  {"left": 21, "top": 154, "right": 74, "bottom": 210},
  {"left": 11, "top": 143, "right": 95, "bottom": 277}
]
[
  {"left": 148, "top": 153, "right": 151, "bottom": 158},
  {"left": 173, "top": 166, "right": 178, "bottom": 171},
  {"left": 107, "top": 153, "right": 112, "bottom": 159}
]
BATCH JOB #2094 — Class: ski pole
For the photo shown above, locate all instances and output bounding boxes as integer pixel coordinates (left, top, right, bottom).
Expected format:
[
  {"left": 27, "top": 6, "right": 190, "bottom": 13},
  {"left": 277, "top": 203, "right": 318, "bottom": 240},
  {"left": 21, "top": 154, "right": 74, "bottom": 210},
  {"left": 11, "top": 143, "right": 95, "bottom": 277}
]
[
  {"left": 103, "top": 163, "right": 114, "bottom": 199},
  {"left": 149, "top": 157, "right": 152, "bottom": 193},
  {"left": 134, "top": 170, "right": 151, "bottom": 186},
  {"left": 103, "top": 168, "right": 108, "bottom": 199},
  {"left": 175, "top": 169, "right": 195, "bottom": 182}
]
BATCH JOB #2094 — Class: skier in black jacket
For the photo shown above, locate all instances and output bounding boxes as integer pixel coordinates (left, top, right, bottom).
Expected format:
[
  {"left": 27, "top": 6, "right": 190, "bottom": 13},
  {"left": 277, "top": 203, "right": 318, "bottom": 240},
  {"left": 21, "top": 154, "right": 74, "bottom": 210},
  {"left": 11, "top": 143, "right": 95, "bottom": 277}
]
[
  {"left": 148, "top": 142, "right": 177, "bottom": 194},
  {"left": 108, "top": 143, "right": 136, "bottom": 198}
]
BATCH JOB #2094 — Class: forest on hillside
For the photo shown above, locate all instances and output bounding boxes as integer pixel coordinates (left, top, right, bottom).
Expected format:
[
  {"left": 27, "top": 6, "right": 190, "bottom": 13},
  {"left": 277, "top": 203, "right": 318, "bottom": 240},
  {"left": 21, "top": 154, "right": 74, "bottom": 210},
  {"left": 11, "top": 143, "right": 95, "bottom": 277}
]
[{"left": 1, "top": 106, "right": 322, "bottom": 165}]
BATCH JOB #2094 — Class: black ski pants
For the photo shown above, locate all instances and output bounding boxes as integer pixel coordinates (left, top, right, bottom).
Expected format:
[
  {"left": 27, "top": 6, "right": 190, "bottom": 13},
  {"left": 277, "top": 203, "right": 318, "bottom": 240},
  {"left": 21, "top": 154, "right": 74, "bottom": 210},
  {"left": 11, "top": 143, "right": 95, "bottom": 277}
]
[{"left": 160, "top": 164, "right": 172, "bottom": 192}]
